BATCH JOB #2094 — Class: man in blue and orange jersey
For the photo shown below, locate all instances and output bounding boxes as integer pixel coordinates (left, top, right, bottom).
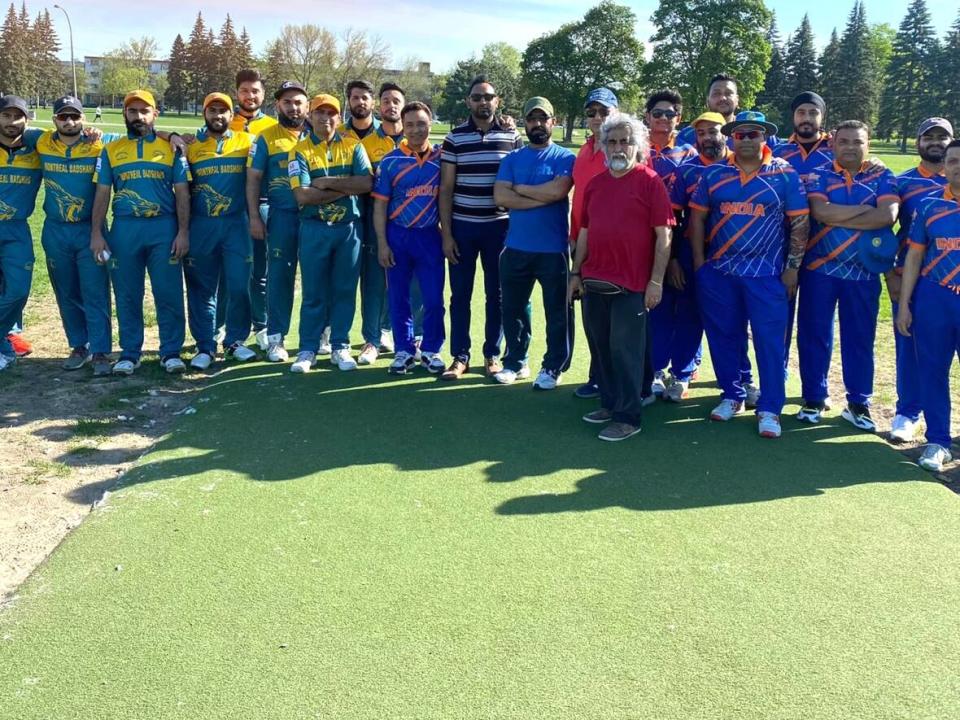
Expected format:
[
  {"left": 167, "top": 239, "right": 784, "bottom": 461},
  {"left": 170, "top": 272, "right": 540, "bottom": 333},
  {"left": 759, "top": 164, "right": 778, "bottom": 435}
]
[
  {"left": 0, "top": 95, "right": 42, "bottom": 370},
  {"left": 184, "top": 92, "right": 258, "bottom": 370},
  {"left": 345, "top": 80, "right": 409, "bottom": 366},
  {"left": 570, "top": 87, "right": 618, "bottom": 399},
  {"left": 888, "top": 117, "right": 953, "bottom": 443},
  {"left": 35, "top": 96, "right": 114, "bottom": 376},
  {"left": 689, "top": 111, "right": 809, "bottom": 439},
  {"left": 677, "top": 74, "right": 780, "bottom": 150},
  {"left": 895, "top": 139, "right": 960, "bottom": 472},
  {"left": 773, "top": 92, "right": 833, "bottom": 185},
  {"left": 247, "top": 80, "right": 310, "bottom": 363},
  {"left": 90, "top": 89, "right": 191, "bottom": 376},
  {"left": 645, "top": 88, "right": 697, "bottom": 397},
  {"left": 287, "top": 93, "right": 372, "bottom": 374},
  {"left": 373, "top": 101, "right": 446, "bottom": 375},
  {"left": 796, "top": 120, "right": 899, "bottom": 432}
]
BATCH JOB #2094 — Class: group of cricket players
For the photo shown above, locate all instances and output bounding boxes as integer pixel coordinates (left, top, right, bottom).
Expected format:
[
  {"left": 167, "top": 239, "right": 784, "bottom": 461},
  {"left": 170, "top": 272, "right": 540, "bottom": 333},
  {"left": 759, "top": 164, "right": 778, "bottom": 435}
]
[{"left": 0, "top": 66, "right": 958, "bottom": 472}]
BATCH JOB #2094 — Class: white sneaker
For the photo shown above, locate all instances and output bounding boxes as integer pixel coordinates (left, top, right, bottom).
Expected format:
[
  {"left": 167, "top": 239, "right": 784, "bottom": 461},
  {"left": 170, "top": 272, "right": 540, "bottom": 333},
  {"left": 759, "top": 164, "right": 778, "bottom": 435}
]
[
  {"left": 357, "top": 343, "right": 379, "bottom": 365},
  {"left": 651, "top": 370, "right": 667, "bottom": 397},
  {"left": 918, "top": 444, "right": 953, "bottom": 472},
  {"left": 318, "top": 327, "right": 332, "bottom": 356},
  {"left": 162, "top": 356, "right": 186, "bottom": 374},
  {"left": 641, "top": 394, "right": 656, "bottom": 407},
  {"left": 190, "top": 352, "right": 213, "bottom": 370},
  {"left": 0, "top": 353, "right": 15, "bottom": 371},
  {"left": 331, "top": 348, "right": 357, "bottom": 371},
  {"left": 226, "top": 342, "right": 257, "bottom": 362},
  {"left": 710, "top": 398, "right": 745, "bottom": 421},
  {"left": 413, "top": 335, "right": 423, "bottom": 361},
  {"left": 290, "top": 351, "right": 316, "bottom": 373},
  {"left": 388, "top": 351, "right": 417, "bottom": 375},
  {"left": 493, "top": 365, "right": 530, "bottom": 385},
  {"left": 266, "top": 334, "right": 288, "bottom": 362},
  {"left": 664, "top": 378, "right": 689, "bottom": 402},
  {"left": 889, "top": 414, "right": 918, "bottom": 444},
  {"left": 111, "top": 358, "right": 140, "bottom": 375},
  {"left": 214, "top": 326, "right": 226, "bottom": 344},
  {"left": 796, "top": 404, "right": 823, "bottom": 424},
  {"left": 379, "top": 329, "right": 394, "bottom": 353},
  {"left": 532, "top": 368, "right": 562, "bottom": 391},
  {"left": 744, "top": 383, "right": 760, "bottom": 409},
  {"left": 254, "top": 328, "right": 270, "bottom": 351},
  {"left": 420, "top": 351, "right": 446, "bottom": 374},
  {"left": 758, "top": 411, "right": 782, "bottom": 438}
]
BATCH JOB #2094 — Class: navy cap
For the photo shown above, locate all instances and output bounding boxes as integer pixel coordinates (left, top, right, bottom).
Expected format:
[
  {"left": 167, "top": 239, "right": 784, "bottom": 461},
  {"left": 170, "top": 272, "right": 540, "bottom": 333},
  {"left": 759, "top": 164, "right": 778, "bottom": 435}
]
[
  {"left": 275, "top": 80, "right": 307, "bottom": 100},
  {"left": 584, "top": 87, "right": 618, "bottom": 109},
  {"left": 857, "top": 227, "right": 898, "bottom": 274},
  {"left": 917, "top": 117, "right": 954, "bottom": 138},
  {"left": 53, "top": 96, "right": 83, "bottom": 115},
  {"left": 0, "top": 95, "right": 29, "bottom": 117}
]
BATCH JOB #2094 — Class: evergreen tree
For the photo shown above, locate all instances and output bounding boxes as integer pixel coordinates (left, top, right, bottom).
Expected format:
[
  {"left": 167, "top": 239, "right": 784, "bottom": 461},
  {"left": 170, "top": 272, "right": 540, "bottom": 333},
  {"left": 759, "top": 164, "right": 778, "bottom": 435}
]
[
  {"left": 877, "top": 0, "right": 939, "bottom": 149},
  {"left": 831, "top": 2, "right": 882, "bottom": 125},
  {"left": 217, "top": 14, "right": 241, "bottom": 93},
  {"left": 941, "top": 11, "right": 960, "bottom": 123},
  {"left": 186, "top": 12, "right": 214, "bottom": 113},
  {"left": 755, "top": 17, "right": 788, "bottom": 128},
  {"left": 784, "top": 14, "right": 819, "bottom": 98},
  {"left": 166, "top": 33, "right": 189, "bottom": 113},
  {"left": 31, "top": 10, "right": 62, "bottom": 102},
  {"left": 238, "top": 28, "right": 255, "bottom": 71},
  {"left": 0, "top": 3, "right": 30, "bottom": 95},
  {"left": 819, "top": 28, "right": 843, "bottom": 114}
]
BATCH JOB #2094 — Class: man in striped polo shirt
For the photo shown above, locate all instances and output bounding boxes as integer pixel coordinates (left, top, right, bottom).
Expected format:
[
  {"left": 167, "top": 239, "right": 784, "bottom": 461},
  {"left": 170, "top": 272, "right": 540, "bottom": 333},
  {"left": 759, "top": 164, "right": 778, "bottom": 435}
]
[{"left": 439, "top": 75, "right": 523, "bottom": 380}]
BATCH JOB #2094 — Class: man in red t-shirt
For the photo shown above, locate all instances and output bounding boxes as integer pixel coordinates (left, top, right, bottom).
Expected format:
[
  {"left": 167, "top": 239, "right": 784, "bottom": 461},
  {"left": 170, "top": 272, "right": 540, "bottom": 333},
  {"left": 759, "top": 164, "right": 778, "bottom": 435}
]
[{"left": 568, "top": 115, "right": 675, "bottom": 441}]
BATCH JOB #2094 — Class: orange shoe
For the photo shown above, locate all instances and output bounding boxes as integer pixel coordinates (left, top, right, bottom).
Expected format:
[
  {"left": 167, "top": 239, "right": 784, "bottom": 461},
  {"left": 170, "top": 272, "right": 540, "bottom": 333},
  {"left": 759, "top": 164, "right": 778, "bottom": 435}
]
[{"left": 7, "top": 334, "right": 32, "bottom": 357}]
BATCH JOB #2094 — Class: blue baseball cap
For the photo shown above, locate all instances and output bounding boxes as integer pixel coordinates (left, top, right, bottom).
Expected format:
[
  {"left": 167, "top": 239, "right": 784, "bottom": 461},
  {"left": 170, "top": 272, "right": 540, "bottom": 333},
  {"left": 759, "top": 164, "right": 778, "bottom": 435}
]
[
  {"left": 722, "top": 110, "right": 778, "bottom": 137},
  {"left": 584, "top": 88, "right": 618, "bottom": 109},
  {"left": 857, "top": 228, "right": 898, "bottom": 274},
  {"left": 53, "top": 96, "right": 83, "bottom": 115}
]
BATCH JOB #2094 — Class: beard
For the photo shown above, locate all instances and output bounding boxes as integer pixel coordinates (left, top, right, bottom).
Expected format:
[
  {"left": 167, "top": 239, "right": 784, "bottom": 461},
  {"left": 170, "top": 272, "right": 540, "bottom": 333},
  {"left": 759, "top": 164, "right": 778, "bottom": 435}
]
[
  {"left": 526, "top": 127, "right": 550, "bottom": 144},
  {"left": 350, "top": 106, "right": 371, "bottom": 119},
  {"left": 919, "top": 145, "right": 946, "bottom": 164},
  {"left": 278, "top": 113, "right": 303, "bottom": 129},
  {"left": 205, "top": 118, "right": 228, "bottom": 134},
  {"left": 381, "top": 109, "right": 400, "bottom": 123},
  {"left": 795, "top": 123, "right": 819, "bottom": 139},
  {"left": 473, "top": 106, "right": 493, "bottom": 120},
  {"left": 239, "top": 98, "right": 260, "bottom": 113},
  {"left": 700, "top": 142, "right": 723, "bottom": 159},
  {"left": 0, "top": 124, "right": 23, "bottom": 139},
  {"left": 125, "top": 119, "right": 151, "bottom": 136},
  {"left": 608, "top": 155, "right": 632, "bottom": 171},
  {"left": 58, "top": 125, "right": 83, "bottom": 137}
]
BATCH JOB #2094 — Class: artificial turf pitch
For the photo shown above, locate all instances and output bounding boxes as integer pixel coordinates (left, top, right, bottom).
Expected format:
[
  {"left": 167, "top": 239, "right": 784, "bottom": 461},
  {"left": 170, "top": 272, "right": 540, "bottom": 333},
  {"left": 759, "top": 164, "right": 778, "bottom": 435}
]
[{"left": 2, "top": 289, "right": 960, "bottom": 719}]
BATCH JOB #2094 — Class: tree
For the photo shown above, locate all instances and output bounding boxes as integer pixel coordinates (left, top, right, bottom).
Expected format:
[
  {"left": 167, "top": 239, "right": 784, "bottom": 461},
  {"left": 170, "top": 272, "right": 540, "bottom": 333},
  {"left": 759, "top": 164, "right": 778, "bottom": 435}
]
[
  {"left": 877, "top": 0, "right": 939, "bottom": 149},
  {"left": 438, "top": 57, "right": 484, "bottom": 125},
  {"left": 941, "top": 11, "right": 960, "bottom": 123},
  {"left": 238, "top": 28, "right": 255, "bottom": 70},
  {"left": 100, "top": 37, "right": 161, "bottom": 104},
  {"left": 522, "top": 1, "right": 644, "bottom": 141},
  {"left": 0, "top": 3, "right": 31, "bottom": 97},
  {"left": 166, "top": 34, "right": 189, "bottom": 113},
  {"left": 186, "top": 12, "right": 216, "bottom": 113},
  {"left": 755, "top": 17, "right": 788, "bottom": 128},
  {"left": 784, "top": 14, "right": 819, "bottom": 97},
  {"left": 818, "top": 28, "right": 843, "bottom": 117},
  {"left": 831, "top": 2, "right": 883, "bottom": 125},
  {"left": 437, "top": 42, "right": 524, "bottom": 124},
  {"left": 644, "top": 0, "right": 772, "bottom": 112},
  {"left": 31, "top": 10, "right": 62, "bottom": 102},
  {"left": 216, "top": 14, "right": 241, "bottom": 93}
]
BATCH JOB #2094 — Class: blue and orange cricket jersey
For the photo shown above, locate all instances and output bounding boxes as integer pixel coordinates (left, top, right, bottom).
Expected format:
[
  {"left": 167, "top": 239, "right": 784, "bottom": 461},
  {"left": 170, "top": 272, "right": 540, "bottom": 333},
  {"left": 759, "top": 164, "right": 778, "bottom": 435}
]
[
  {"left": 186, "top": 130, "right": 255, "bottom": 218},
  {"left": 895, "top": 165, "right": 948, "bottom": 270},
  {"left": 372, "top": 142, "right": 441, "bottom": 229},
  {"left": 772, "top": 132, "right": 833, "bottom": 186},
  {"left": 689, "top": 147, "right": 808, "bottom": 277},
  {"left": 94, "top": 132, "right": 191, "bottom": 218},
  {"left": 909, "top": 188, "right": 960, "bottom": 290},
  {"left": 288, "top": 131, "right": 372, "bottom": 224},
  {"left": 247, "top": 123, "right": 308, "bottom": 212},
  {"left": 0, "top": 129, "right": 44, "bottom": 221},
  {"left": 804, "top": 161, "right": 899, "bottom": 280},
  {"left": 669, "top": 149, "right": 730, "bottom": 260},
  {"left": 649, "top": 136, "right": 696, "bottom": 194}
]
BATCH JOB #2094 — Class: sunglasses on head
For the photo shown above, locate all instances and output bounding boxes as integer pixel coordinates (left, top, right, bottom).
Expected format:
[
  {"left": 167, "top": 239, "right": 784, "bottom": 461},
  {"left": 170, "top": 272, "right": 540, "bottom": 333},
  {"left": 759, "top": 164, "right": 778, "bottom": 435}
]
[
  {"left": 585, "top": 108, "right": 610, "bottom": 118},
  {"left": 650, "top": 109, "right": 678, "bottom": 119},
  {"left": 732, "top": 130, "right": 764, "bottom": 140},
  {"left": 470, "top": 93, "right": 496, "bottom": 102}
]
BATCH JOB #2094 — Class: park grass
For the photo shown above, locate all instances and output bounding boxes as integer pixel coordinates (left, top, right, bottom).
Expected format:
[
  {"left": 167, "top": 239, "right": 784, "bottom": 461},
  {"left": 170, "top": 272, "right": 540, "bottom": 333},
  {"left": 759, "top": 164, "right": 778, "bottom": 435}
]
[{"left": 3, "top": 283, "right": 960, "bottom": 718}]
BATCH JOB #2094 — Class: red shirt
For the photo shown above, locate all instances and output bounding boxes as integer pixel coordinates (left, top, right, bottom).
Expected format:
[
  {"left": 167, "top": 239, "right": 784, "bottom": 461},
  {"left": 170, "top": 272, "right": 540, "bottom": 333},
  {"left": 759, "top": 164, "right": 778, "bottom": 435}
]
[
  {"left": 580, "top": 164, "right": 675, "bottom": 292},
  {"left": 569, "top": 135, "right": 608, "bottom": 241}
]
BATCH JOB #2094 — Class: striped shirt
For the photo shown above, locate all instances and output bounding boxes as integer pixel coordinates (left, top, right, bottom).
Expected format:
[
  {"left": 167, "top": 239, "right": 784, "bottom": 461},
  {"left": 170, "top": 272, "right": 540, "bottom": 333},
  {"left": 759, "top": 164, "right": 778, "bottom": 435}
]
[
  {"left": 908, "top": 188, "right": 960, "bottom": 290},
  {"left": 648, "top": 136, "right": 696, "bottom": 194},
  {"left": 441, "top": 117, "right": 522, "bottom": 223},
  {"left": 895, "top": 165, "right": 948, "bottom": 271},
  {"left": 772, "top": 133, "right": 833, "bottom": 187},
  {"left": 372, "top": 142, "right": 441, "bottom": 229}
]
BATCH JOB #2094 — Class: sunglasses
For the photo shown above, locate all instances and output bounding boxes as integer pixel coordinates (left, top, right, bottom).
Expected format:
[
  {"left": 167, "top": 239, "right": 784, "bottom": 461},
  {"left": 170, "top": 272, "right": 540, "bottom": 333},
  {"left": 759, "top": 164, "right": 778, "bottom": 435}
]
[
  {"left": 56, "top": 114, "right": 81, "bottom": 121},
  {"left": 469, "top": 93, "right": 496, "bottom": 102},
  {"left": 585, "top": 108, "right": 610, "bottom": 118},
  {"left": 732, "top": 130, "right": 764, "bottom": 140},
  {"left": 650, "top": 109, "right": 679, "bottom": 119}
]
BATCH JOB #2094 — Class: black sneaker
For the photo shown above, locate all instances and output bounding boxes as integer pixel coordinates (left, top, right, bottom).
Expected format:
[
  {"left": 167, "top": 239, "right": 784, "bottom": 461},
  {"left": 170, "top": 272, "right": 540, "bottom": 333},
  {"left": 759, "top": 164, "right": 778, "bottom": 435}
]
[
  {"left": 841, "top": 403, "right": 875, "bottom": 432},
  {"left": 574, "top": 382, "right": 600, "bottom": 399}
]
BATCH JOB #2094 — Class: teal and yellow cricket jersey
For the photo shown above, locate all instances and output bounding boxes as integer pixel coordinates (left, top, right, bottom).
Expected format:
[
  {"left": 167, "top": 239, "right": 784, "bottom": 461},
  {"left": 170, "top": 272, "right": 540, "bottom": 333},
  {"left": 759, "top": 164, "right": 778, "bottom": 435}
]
[
  {"left": 0, "top": 128, "right": 44, "bottom": 221},
  {"left": 229, "top": 110, "right": 277, "bottom": 137},
  {"left": 288, "top": 131, "right": 372, "bottom": 224},
  {"left": 94, "top": 131, "right": 191, "bottom": 218},
  {"left": 186, "top": 130, "right": 255, "bottom": 218},
  {"left": 344, "top": 121, "right": 402, "bottom": 170},
  {"left": 247, "top": 123, "right": 308, "bottom": 212},
  {"left": 35, "top": 130, "right": 114, "bottom": 223}
]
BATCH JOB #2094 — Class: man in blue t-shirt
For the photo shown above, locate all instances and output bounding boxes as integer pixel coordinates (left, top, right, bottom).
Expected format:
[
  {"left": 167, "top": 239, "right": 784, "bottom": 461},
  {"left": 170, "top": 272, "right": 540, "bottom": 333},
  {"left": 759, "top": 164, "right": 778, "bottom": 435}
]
[{"left": 493, "top": 97, "right": 575, "bottom": 390}]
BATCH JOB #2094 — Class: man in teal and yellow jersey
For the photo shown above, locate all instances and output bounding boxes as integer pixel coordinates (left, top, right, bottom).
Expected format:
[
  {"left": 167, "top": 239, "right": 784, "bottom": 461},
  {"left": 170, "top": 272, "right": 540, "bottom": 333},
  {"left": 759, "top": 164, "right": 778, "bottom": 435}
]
[
  {"left": 287, "top": 93, "right": 373, "bottom": 373},
  {"left": 344, "top": 80, "right": 408, "bottom": 365},
  {"left": 184, "top": 92, "right": 258, "bottom": 370},
  {"left": 35, "top": 96, "right": 114, "bottom": 376},
  {"left": 0, "top": 95, "right": 43, "bottom": 370},
  {"left": 91, "top": 89, "right": 192, "bottom": 376},
  {"left": 247, "top": 80, "right": 310, "bottom": 363}
]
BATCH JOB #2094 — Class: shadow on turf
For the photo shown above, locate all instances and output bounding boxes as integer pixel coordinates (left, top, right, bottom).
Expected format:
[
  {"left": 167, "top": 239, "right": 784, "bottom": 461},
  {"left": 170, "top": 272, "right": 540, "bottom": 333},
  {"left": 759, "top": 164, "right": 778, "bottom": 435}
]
[{"left": 77, "top": 360, "right": 933, "bottom": 513}]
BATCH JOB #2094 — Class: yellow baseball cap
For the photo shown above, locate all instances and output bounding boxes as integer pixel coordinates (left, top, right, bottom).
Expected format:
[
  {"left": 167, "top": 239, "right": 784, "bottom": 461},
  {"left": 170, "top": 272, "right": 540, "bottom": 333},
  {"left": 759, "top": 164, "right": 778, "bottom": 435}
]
[
  {"left": 691, "top": 111, "right": 726, "bottom": 127},
  {"left": 309, "top": 94, "right": 341, "bottom": 114},
  {"left": 203, "top": 92, "right": 234, "bottom": 111},
  {"left": 123, "top": 89, "right": 156, "bottom": 109}
]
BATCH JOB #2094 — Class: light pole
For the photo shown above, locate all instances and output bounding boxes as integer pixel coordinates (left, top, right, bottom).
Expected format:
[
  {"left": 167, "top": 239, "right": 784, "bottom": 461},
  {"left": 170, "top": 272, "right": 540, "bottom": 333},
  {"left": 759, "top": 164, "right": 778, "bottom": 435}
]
[{"left": 53, "top": 4, "right": 77, "bottom": 99}]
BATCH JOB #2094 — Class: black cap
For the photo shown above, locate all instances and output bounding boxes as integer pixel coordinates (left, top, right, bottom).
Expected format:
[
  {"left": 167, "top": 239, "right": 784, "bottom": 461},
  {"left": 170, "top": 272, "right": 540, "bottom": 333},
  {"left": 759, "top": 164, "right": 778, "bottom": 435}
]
[
  {"left": 790, "top": 91, "right": 826, "bottom": 115},
  {"left": 274, "top": 81, "right": 307, "bottom": 99},
  {"left": 0, "top": 95, "right": 29, "bottom": 117},
  {"left": 53, "top": 96, "right": 83, "bottom": 115}
]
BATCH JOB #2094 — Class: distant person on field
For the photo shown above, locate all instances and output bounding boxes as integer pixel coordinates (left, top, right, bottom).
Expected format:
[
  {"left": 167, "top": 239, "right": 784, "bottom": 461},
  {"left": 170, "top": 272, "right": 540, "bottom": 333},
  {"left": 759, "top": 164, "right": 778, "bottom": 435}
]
[{"left": 94, "top": 105, "right": 102, "bottom": 123}]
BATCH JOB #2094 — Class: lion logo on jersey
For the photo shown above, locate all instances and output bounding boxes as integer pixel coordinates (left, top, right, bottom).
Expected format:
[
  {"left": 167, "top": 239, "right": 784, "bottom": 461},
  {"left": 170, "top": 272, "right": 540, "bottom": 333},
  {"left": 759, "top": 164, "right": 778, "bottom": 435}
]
[
  {"left": 0, "top": 198, "right": 17, "bottom": 221},
  {"left": 114, "top": 189, "right": 161, "bottom": 217},
  {"left": 44, "top": 179, "right": 85, "bottom": 222},
  {"left": 194, "top": 184, "right": 232, "bottom": 216}
]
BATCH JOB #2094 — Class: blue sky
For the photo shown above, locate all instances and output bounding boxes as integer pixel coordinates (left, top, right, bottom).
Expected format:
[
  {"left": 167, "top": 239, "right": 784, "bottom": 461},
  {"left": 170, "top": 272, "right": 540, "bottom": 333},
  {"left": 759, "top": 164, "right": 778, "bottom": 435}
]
[{"left": 48, "top": 0, "right": 958, "bottom": 70}]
